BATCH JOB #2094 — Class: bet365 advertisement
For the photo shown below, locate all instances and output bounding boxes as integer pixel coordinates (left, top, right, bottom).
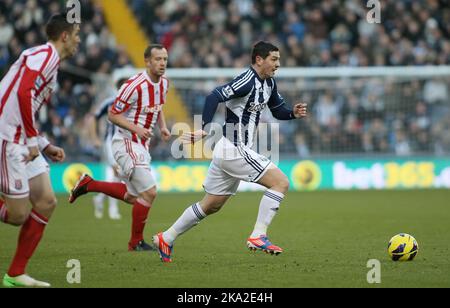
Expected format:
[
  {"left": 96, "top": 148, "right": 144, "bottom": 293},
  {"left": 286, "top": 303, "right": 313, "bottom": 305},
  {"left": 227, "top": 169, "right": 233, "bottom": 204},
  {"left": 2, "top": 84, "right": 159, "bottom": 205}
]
[{"left": 51, "top": 158, "right": 450, "bottom": 193}]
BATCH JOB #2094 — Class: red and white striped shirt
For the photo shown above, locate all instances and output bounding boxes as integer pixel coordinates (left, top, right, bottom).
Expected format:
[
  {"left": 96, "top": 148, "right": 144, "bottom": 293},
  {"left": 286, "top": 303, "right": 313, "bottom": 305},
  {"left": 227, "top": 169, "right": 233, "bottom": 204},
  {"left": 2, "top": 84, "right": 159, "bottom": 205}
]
[
  {"left": 0, "top": 42, "right": 60, "bottom": 147},
  {"left": 110, "top": 71, "right": 169, "bottom": 150}
]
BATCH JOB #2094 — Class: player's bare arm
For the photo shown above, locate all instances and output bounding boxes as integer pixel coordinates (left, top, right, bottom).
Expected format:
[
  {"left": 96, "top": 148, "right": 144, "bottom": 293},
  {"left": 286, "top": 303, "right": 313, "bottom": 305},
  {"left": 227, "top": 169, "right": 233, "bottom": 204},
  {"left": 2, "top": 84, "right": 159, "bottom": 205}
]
[
  {"left": 108, "top": 110, "right": 153, "bottom": 140},
  {"left": 43, "top": 144, "right": 66, "bottom": 163}
]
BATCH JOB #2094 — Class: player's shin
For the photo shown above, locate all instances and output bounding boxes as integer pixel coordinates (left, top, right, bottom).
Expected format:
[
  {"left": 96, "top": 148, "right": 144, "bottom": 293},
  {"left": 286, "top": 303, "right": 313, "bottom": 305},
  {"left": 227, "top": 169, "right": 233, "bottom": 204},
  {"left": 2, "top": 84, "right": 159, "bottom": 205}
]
[
  {"left": 250, "top": 189, "right": 284, "bottom": 238},
  {"left": 162, "top": 202, "right": 206, "bottom": 245},
  {"left": 7, "top": 210, "right": 48, "bottom": 277},
  {"left": 129, "top": 198, "right": 152, "bottom": 249},
  {"left": 87, "top": 181, "right": 128, "bottom": 201}
]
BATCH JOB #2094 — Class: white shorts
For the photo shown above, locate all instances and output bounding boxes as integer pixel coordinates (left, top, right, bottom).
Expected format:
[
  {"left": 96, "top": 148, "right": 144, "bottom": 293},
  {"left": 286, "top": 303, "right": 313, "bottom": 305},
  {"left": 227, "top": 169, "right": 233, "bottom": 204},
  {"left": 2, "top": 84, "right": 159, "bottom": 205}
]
[
  {"left": 26, "top": 154, "right": 50, "bottom": 180},
  {"left": 111, "top": 136, "right": 156, "bottom": 197},
  {"left": 0, "top": 140, "right": 49, "bottom": 199},
  {"left": 0, "top": 140, "right": 29, "bottom": 199},
  {"left": 203, "top": 137, "right": 272, "bottom": 196}
]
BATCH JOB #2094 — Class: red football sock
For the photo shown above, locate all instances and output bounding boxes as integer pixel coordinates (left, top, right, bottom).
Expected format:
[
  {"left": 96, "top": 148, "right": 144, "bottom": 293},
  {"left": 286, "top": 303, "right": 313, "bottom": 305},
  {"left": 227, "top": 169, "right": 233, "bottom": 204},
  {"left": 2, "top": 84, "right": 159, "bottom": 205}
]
[
  {"left": 0, "top": 200, "right": 8, "bottom": 223},
  {"left": 8, "top": 210, "right": 48, "bottom": 277},
  {"left": 128, "top": 199, "right": 152, "bottom": 249},
  {"left": 87, "top": 181, "right": 128, "bottom": 201}
]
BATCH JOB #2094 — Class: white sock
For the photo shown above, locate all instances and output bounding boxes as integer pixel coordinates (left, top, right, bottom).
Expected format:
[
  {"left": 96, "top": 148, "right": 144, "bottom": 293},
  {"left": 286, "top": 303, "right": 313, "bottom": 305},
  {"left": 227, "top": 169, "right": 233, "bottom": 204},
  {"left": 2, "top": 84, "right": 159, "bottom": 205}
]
[
  {"left": 108, "top": 197, "right": 119, "bottom": 215},
  {"left": 163, "top": 202, "right": 206, "bottom": 245},
  {"left": 93, "top": 193, "right": 105, "bottom": 204},
  {"left": 250, "top": 189, "right": 284, "bottom": 238}
]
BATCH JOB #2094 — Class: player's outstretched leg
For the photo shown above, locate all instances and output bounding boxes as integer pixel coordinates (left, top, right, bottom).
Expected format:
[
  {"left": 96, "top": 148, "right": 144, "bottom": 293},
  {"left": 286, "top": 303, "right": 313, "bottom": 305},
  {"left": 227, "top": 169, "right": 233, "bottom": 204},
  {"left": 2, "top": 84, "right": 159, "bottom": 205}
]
[
  {"left": 248, "top": 166, "right": 290, "bottom": 255},
  {"left": 154, "top": 195, "right": 229, "bottom": 263},
  {"left": 153, "top": 202, "right": 207, "bottom": 263},
  {"left": 69, "top": 174, "right": 127, "bottom": 203}
]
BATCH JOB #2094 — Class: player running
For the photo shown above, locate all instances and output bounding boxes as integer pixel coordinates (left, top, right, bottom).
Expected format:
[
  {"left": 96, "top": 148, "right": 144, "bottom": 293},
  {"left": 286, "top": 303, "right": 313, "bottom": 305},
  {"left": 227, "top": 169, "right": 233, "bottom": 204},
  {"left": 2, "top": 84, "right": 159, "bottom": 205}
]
[
  {"left": 153, "top": 41, "right": 308, "bottom": 262},
  {"left": 69, "top": 44, "right": 171, "bottom": 252},
  {"left": 0, "top": 13, "right": 80, "bottom": 286}
]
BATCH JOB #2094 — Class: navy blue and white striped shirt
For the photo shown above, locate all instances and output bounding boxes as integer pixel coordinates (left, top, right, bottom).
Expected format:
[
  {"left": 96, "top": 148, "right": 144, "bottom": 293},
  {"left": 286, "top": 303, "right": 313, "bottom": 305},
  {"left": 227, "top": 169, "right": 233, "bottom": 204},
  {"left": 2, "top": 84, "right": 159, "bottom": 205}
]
[
  {"left": 94, "top": 97, "right": 116, "bottom": 140},
  {"left": 202, "top": 67, "right": 295, "bottom": 148}
]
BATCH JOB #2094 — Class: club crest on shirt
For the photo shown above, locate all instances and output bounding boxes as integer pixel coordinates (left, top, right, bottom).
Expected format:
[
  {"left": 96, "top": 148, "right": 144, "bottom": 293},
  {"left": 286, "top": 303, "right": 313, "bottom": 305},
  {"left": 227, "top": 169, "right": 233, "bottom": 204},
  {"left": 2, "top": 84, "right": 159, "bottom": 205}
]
[{"left": 15, "top": 180, "right": 23, "bottom": 190}]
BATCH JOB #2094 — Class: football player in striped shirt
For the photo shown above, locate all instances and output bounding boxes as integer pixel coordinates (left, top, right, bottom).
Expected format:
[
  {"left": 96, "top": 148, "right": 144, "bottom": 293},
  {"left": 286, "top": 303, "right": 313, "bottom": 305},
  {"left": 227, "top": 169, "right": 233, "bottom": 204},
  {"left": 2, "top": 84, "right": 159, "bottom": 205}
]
[
  {"left": 0, "top": 13, "right": 80, "bottom": 287},
  {"left": 153, "top": 41, "right": 308, "bottom": 262},
  {"left": 69, "top": 45, "right": 171, "bottom": 252}
]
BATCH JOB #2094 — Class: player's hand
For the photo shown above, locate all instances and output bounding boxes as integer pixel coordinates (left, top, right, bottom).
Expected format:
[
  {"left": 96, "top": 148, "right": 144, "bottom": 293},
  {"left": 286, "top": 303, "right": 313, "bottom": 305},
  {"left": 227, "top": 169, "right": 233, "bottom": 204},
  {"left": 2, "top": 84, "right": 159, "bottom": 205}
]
[
  {"left": 293, "top": 103, "right": 308, "bottom": 119},
  {"left": 112, "top": 165, "right": 121, "bottom": 177},
  {"left": 43, "top": 144, "right": 66, "bottom": 162},
  {"left": 160, "top": 127, "right": 172, "bottom": 142},
  {"left": 135, "top": 126, "right": 153, "bottom": 139},
  {"left": 181, "top": 130, "right": 208, "bottom": 144},
  {"left": 23, "top": 146, "right": 40, "bottom": 163}
]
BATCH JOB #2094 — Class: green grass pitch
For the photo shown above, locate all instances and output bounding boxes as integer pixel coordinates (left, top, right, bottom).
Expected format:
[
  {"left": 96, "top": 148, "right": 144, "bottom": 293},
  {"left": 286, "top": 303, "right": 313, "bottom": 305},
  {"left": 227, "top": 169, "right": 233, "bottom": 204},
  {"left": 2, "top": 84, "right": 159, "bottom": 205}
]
[{"left": 1, "top": 190, "right": 450, "bottom": 288}]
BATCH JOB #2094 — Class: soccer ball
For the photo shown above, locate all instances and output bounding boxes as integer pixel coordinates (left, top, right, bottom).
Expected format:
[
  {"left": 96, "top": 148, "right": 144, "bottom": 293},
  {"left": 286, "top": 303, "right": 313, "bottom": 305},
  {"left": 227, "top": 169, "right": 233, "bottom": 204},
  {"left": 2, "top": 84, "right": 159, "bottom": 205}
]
[{"left": 387, "top": 233, "right": 419, "bottom": 261}]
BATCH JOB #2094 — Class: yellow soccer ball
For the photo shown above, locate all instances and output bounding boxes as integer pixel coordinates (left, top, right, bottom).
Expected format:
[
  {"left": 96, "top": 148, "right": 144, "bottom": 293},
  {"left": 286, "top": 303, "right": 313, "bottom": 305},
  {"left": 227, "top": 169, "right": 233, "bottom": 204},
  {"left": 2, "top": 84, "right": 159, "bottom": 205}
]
[{"left": 388, "top": 233, "right": 419, "bottom": 261}]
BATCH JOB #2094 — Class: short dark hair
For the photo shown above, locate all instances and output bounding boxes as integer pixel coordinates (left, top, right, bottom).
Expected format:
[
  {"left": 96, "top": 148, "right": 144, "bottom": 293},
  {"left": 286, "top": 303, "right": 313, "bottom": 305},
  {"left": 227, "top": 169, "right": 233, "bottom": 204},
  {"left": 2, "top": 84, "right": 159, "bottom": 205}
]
[
  {"left": 144, "top": 44, "right": 165, "bottom": 59},
  {"left": 45, "top": 12, "right": 76, "bottom": 41},
  {"left": 116, "top": 77, "right": 128, "bottom": 89},
  {"left": 251, "top": 41, "right": 279, "bottom": 64}
]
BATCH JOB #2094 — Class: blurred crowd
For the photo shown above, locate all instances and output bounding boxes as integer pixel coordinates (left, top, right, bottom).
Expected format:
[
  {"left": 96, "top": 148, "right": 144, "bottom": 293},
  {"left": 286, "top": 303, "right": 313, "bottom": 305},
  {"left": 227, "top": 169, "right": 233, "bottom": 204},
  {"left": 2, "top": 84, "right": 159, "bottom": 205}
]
[
  {"left": 278, "top": 77, "right": 450, "bottom": 157},
  {"left": 130, "top": 0, "right": 450, "bottom": 158},
  {"left": 0, "top": 0, "right": 133, "bottom": 161},
  {"left": 129, "top": 0, "right": 450, "bottom": 68},
  {"left": 0, "top": 0, "right": 449, "bottom": 161}
]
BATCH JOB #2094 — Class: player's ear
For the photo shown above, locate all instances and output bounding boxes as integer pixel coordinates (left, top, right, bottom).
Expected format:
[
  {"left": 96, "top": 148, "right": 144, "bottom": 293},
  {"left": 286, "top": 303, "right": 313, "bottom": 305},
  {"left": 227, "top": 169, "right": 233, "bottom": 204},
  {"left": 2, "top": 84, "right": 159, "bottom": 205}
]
[
  {"left": 144, "top": 57, "right": 151, "bottom": 67},
  {"left": 61, "top": 31, "right": 69, "bottom": 43},
  {"left": 255, "top": 55, "right": 263, "bottom": 66}
]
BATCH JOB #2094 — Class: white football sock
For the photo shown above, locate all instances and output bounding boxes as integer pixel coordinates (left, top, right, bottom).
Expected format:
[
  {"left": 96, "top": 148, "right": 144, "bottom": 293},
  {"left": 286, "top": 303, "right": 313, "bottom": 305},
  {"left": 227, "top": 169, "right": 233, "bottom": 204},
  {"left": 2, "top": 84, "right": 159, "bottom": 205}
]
[
  {"left": 93, "top": 193, "right": 105, "bottom": 204},
  {"left": 163, "top": 202, "right": 206, "bottom": 245},
  {"left": 250, "top": 189, "right": 284, "bottom": 238},
  {"left": 108, "top": 197, "right": 119, "bottom": 215}
]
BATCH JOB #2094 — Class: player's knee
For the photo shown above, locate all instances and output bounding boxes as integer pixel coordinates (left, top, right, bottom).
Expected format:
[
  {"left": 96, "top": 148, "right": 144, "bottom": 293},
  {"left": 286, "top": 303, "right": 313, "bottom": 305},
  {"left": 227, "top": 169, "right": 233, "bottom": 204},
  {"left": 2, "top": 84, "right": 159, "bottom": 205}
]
[
  {"left": 203, "top": 204, "right": 222, "bottom": 215},
  {"left": 140, "top": 187, "right": 157, "bottom": 204},
  {"left": 38, "top": 196, "right": 57, "bottom": 212},
  {"left": 274, "top": 175, "right": 290, "bottom": 194},
  {"left": 9, "top": 212, "right": 30, "bottom": 226},
  {"left": 124, "top": 193, "right": 137, "bottom": 204},
  {"left": 32, "top": 196, "right": 57, "bottom": 218},
  {"left": 202, "top": 200, "right": 226, "bottom": 215}
]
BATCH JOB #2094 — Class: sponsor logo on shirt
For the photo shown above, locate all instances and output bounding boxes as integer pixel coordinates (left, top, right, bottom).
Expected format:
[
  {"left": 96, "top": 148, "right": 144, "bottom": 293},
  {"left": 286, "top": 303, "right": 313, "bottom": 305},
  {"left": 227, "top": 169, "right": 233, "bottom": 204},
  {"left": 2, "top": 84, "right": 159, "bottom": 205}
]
[
  {"left": 248, "top": 101, "right": 268, "bottom": 113},
  {"left": 144, "top": 105, "right": 163, "bottom": 113}
]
